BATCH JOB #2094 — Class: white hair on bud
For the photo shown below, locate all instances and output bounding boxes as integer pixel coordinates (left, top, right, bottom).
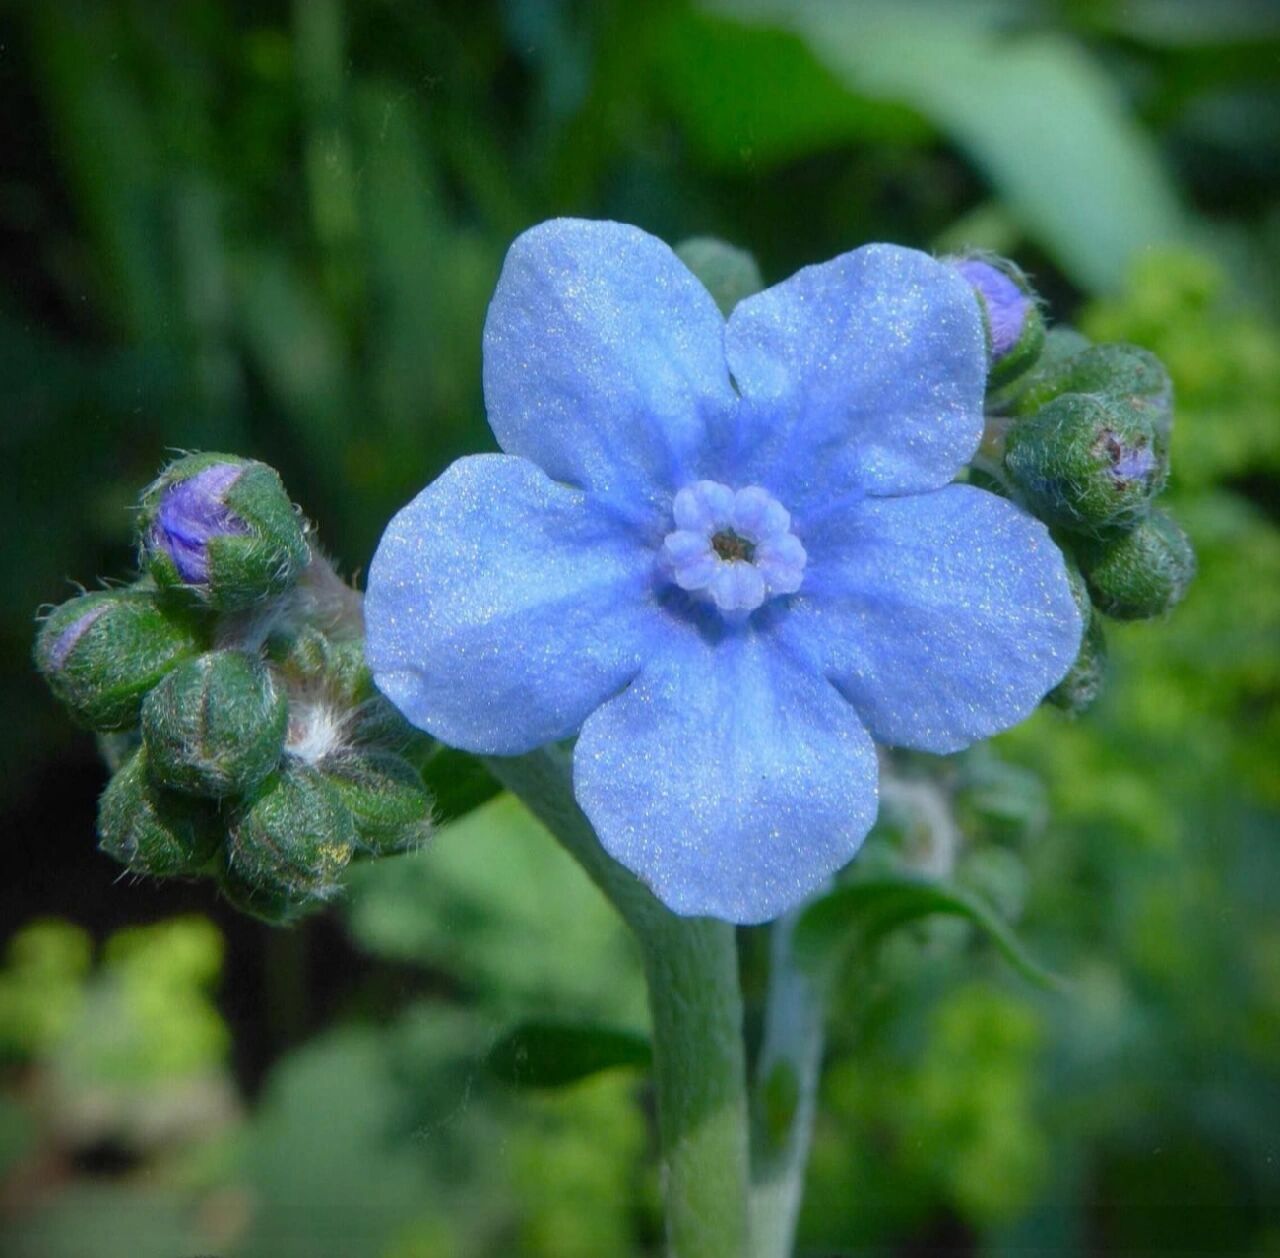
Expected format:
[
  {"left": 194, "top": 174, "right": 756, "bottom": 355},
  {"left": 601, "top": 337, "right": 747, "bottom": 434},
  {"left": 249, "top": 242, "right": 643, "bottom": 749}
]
[{"left": 285, "top": 699, "right": 350, "bottom": 766}]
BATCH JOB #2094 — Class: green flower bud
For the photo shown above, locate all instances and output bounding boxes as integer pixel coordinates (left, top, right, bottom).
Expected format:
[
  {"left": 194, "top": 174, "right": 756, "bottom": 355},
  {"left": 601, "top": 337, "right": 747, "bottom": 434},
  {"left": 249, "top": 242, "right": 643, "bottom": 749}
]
[
  {"left": 949, "top": 255, "right": 1046, "bottom": 388},
  {"left": 270, "top": 626, "right": 365, "bottom": 703},
  {"left": 1012, "top": 342, "right": 1172, "bottom": 436},
  {"left": 34, "top": 588, "right": 204, "bottom": 731},
  {"left": 1048, "top": 610, "right": 1108, "bottom": 713},
  {"left": 217, "top": 865, "right": 323, "bottom": 926},
  {"left": 139, "top": 453, "right": 309, "bottom": 611},
  {"left": 988, "top": 325, "right": 1091, "bottom": 413},
  {"left": 98, "top": 748, "right": 222, "bottom": 877},
  {"left": 268, "top": 627, "right": 413, "bottom": 751},
  {"left": 142, "top": 650, "right": 287, "bottom": 798},
  {"left": 227, "top": 763, "right": 356, "bottom": 905},
  {"left": 1076, "top": 508, "right": 1196, "bottom": 620},
  {"left": 321, "top": 750, "right": 433, "bottom": 855},
  {"left": 675, "top": 237, "right": 763, "bottom": 316},
  {"left": 268, "top": 624, "right": 334, "bottom": 685},
  {"left": 1004, "top": 392, "right": 1167, "bottom": 533},
  {"left": 1046, "top": 558, "right": 1107, "bottom": 713}
]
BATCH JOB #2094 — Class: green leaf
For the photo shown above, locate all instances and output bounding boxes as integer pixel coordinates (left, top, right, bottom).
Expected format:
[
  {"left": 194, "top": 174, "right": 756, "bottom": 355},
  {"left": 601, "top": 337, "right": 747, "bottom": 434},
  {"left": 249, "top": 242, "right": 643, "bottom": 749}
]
[
  {"left": 488, "top": 1020, "right": 651, "bottom": 1089},
  {"left": 660, "top": 10, "right": 930, "bottom": 167},
  {"left": 705, "top": 0, "right": 1186, "bottom": 291},
  {"left": 793, "top": 874, "right": 1064, "bottom": 990}
]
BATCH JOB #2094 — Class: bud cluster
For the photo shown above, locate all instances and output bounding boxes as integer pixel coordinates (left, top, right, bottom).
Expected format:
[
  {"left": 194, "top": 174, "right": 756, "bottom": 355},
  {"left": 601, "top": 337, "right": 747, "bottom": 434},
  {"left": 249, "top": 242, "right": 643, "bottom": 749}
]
[
  {"left": 35, "top": 453, "right": 432, "bottom": 924},
  {"left": 948, "top": 254, "right": 1196, "bottom": 714}
]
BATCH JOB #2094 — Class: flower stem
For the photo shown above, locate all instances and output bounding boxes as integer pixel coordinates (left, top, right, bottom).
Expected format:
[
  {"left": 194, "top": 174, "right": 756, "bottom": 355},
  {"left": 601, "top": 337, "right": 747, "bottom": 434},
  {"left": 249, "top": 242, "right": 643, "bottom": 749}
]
[
  {"left": 748, "top": 907, "right": 830, "bottom": 1258},
  {"left": 484, "top": 745, "right": 751, "bottom": 1258}
]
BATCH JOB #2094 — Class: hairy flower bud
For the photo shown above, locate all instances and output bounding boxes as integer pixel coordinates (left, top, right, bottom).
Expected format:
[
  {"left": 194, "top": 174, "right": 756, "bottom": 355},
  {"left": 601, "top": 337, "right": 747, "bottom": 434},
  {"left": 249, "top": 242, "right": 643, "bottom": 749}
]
[
  {"left": 1012, "top": 342, "right": 1173, "bottom": 436},
  {"left": 268, "top": 627, "right": 413, "bottom": 751},
  {"left": 1004, "top": 392, "right": 1167, "bottom": 533},
  {"left": 140, "top": 453, "right": 309, "bottom": 610},
  {"left": 35, "top": 587, "right": 204, "bottom": 731},
  {"left": 216, "top": 868, "right": 319, "bottom": 926},
  {"left": 225, "top": 763, "right": 356, "bottom": 908},
  {"left": 950, "top": 255, "right": 1045, "bottom": 387},
  {"left": 98, "top": 748, "right": 222, "bottom": 877},
  {"left": 675, "top": 236, "right": 764, "bottom": 316},
  {"left": 142, "top": 650, "right": 287, "bottom": 797},
  {"left": 321, "top": 749, "right": 433, "bottom": 855},
  {"left": 1046, "top": 560, "right": 1107, "bottom": 713},
  {"left": 1076, "top": 508, "right": 1196, "bottom": 620},
  {"left": 1048, "top": 611, "right": 1107, "bottom": 712}
]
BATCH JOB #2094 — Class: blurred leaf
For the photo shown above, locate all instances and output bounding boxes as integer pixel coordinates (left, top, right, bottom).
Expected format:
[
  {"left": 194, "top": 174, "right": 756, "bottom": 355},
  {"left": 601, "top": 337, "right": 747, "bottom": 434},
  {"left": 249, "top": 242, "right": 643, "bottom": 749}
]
[
  {"left": 237, "top": 1027, "right": 436, "bottom": 1258},
  {"left": 0, "top": 1093, "right": 35, "bottom": 1179},
  {"left": 343, "top": 793, "right": 645, "bottom": 1022},
  {"left": 56, "top": 917, "right": 229, "bottom": 1087},
  {"left": 488, "top": 1020, "right": 650, "bottom": 1089},
  {"left": 28, "top": 1, "right": 176, "bottom": 339},
  {"left": 420, "top": 745, "right": 502, "bottom": 825},
  {"left": 793, "top": 874, "right": 1062, "bottom": 990},
  {"left": 0, "top": 919, "right": 92, "bottom": 1061},
  {"left": 3, "top": 1185, "right": 206, "bottom": 1258},
  {"left": 1080, "top": 0, "right": 1280, "bottom": 47},
  {"left": 660, "top": 10, "right": 930, "bottom": 167},
  {"left": 708, "top": 0, "right": 1186, "bottom": 290}
]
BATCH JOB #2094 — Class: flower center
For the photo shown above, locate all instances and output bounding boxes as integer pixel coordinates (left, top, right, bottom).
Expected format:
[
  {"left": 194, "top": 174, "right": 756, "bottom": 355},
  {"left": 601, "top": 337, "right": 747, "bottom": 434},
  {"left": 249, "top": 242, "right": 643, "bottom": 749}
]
[
  {"left": 711, "top": 530, "right": 754, "bottom": 563},
  {"left": 662, "top": 480, "right": 807, "bottom": 614}
]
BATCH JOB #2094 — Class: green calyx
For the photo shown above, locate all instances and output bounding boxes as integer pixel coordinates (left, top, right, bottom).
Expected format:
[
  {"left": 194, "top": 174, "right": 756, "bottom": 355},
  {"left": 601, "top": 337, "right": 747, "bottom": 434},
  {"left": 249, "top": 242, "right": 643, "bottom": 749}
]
[
  {"left": 34, "top": 587, "right": 204, "bottom": 731},
  {"left": 97, "top": 747, "right": 223, "bottom": 877},
  {"left": 320, "top": 749, "right": 433, "bottom": 855},
  {"left": 226, "top": 762, "right": 357, "bottom": 905},
  {"left": 1076, "top": 508, "right": 1196, "bottom": 620},
  {"left": 675, "top": 236, "right": 764, "bottom": 316},
  {"left": 988, "top": 325, "right": 1090, "bottom": 413},
  {"left": 980, "top": 258, "right": 1046, "bottom": 391},
  {"left": 142, "top": 650, "right": 287, "bottom": 798},
  {"left": 140, "top": 452, "right": 310, "bottom": 611},
  {"left": 1011, "top": 342, "right": 1173, "bottom": 434},
  {"left": 1004, "top": 392, "right": 1168, "bottom": 533}
]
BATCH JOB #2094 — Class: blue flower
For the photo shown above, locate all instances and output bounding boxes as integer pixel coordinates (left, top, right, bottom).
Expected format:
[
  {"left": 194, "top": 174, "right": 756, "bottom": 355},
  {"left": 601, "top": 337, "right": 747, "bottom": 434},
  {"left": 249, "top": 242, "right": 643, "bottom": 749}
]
[{"left": 365, "top": 220, "right": 1082, "bottom": 924}]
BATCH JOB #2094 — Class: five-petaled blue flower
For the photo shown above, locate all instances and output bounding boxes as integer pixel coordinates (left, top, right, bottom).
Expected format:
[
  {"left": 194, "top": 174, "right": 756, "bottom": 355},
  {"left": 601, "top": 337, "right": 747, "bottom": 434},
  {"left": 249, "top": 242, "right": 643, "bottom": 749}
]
[{"left": 365, "top": 220, "right": 1082, "bottom": 924}]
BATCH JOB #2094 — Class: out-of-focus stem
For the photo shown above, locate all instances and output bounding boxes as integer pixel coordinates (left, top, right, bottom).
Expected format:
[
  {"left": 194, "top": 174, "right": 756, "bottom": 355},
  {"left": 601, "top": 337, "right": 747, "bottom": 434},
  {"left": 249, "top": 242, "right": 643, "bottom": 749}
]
[{"left": 749, "top": 906, "right": 830, "bottom": 1258}]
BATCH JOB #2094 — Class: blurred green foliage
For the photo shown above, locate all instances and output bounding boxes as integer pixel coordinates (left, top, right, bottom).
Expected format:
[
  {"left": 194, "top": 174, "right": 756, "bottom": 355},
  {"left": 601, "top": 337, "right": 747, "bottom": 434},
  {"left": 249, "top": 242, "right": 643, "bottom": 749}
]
[{"left": 4, "top": 0, "right": 1279, "bottom": 1254}]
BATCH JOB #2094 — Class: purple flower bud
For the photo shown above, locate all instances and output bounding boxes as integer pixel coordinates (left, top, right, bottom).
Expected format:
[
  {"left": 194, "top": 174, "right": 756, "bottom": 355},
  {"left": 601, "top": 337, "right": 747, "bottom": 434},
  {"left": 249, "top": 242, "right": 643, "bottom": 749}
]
[
  {"left": 953, "top": 259, "right": 1032, "bottom": 361},
  {"left": 139, "top": 453, "right": 309, "bottom": 610},
  {"left": 1110, "top": 441, "right": 1158, "bottom": 485},
  {"left": 45, "top": 601, "right": 111, "bottom": 671},
  {"left": 150, "top": 462, "right": 250, "bottom": 583}
]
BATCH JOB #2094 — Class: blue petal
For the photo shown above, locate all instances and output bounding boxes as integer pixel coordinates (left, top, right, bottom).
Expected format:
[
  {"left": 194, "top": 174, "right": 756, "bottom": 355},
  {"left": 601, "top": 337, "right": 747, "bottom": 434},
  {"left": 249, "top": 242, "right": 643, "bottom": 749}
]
[
  {"left": 366, "top": 455, "right": 665, "bottom": 754},
  {"left": 722, "top": 244, "right": 986, "bottom": 503},
  {"left": 484, "top": 219, "right": 736, "bottom": 517},
  {"left": 776, "top": 485, "right": 1082, "bottom": 753},
  {"left": 575, "top": 630, "right": 878, "bottom": 924}
]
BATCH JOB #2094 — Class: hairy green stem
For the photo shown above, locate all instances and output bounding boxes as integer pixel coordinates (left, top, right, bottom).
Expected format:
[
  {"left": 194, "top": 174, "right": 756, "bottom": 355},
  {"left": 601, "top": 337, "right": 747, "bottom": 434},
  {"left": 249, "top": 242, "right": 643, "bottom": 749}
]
[{"left": 485, "top": 745, "right": 751, "bottom": 1258}]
